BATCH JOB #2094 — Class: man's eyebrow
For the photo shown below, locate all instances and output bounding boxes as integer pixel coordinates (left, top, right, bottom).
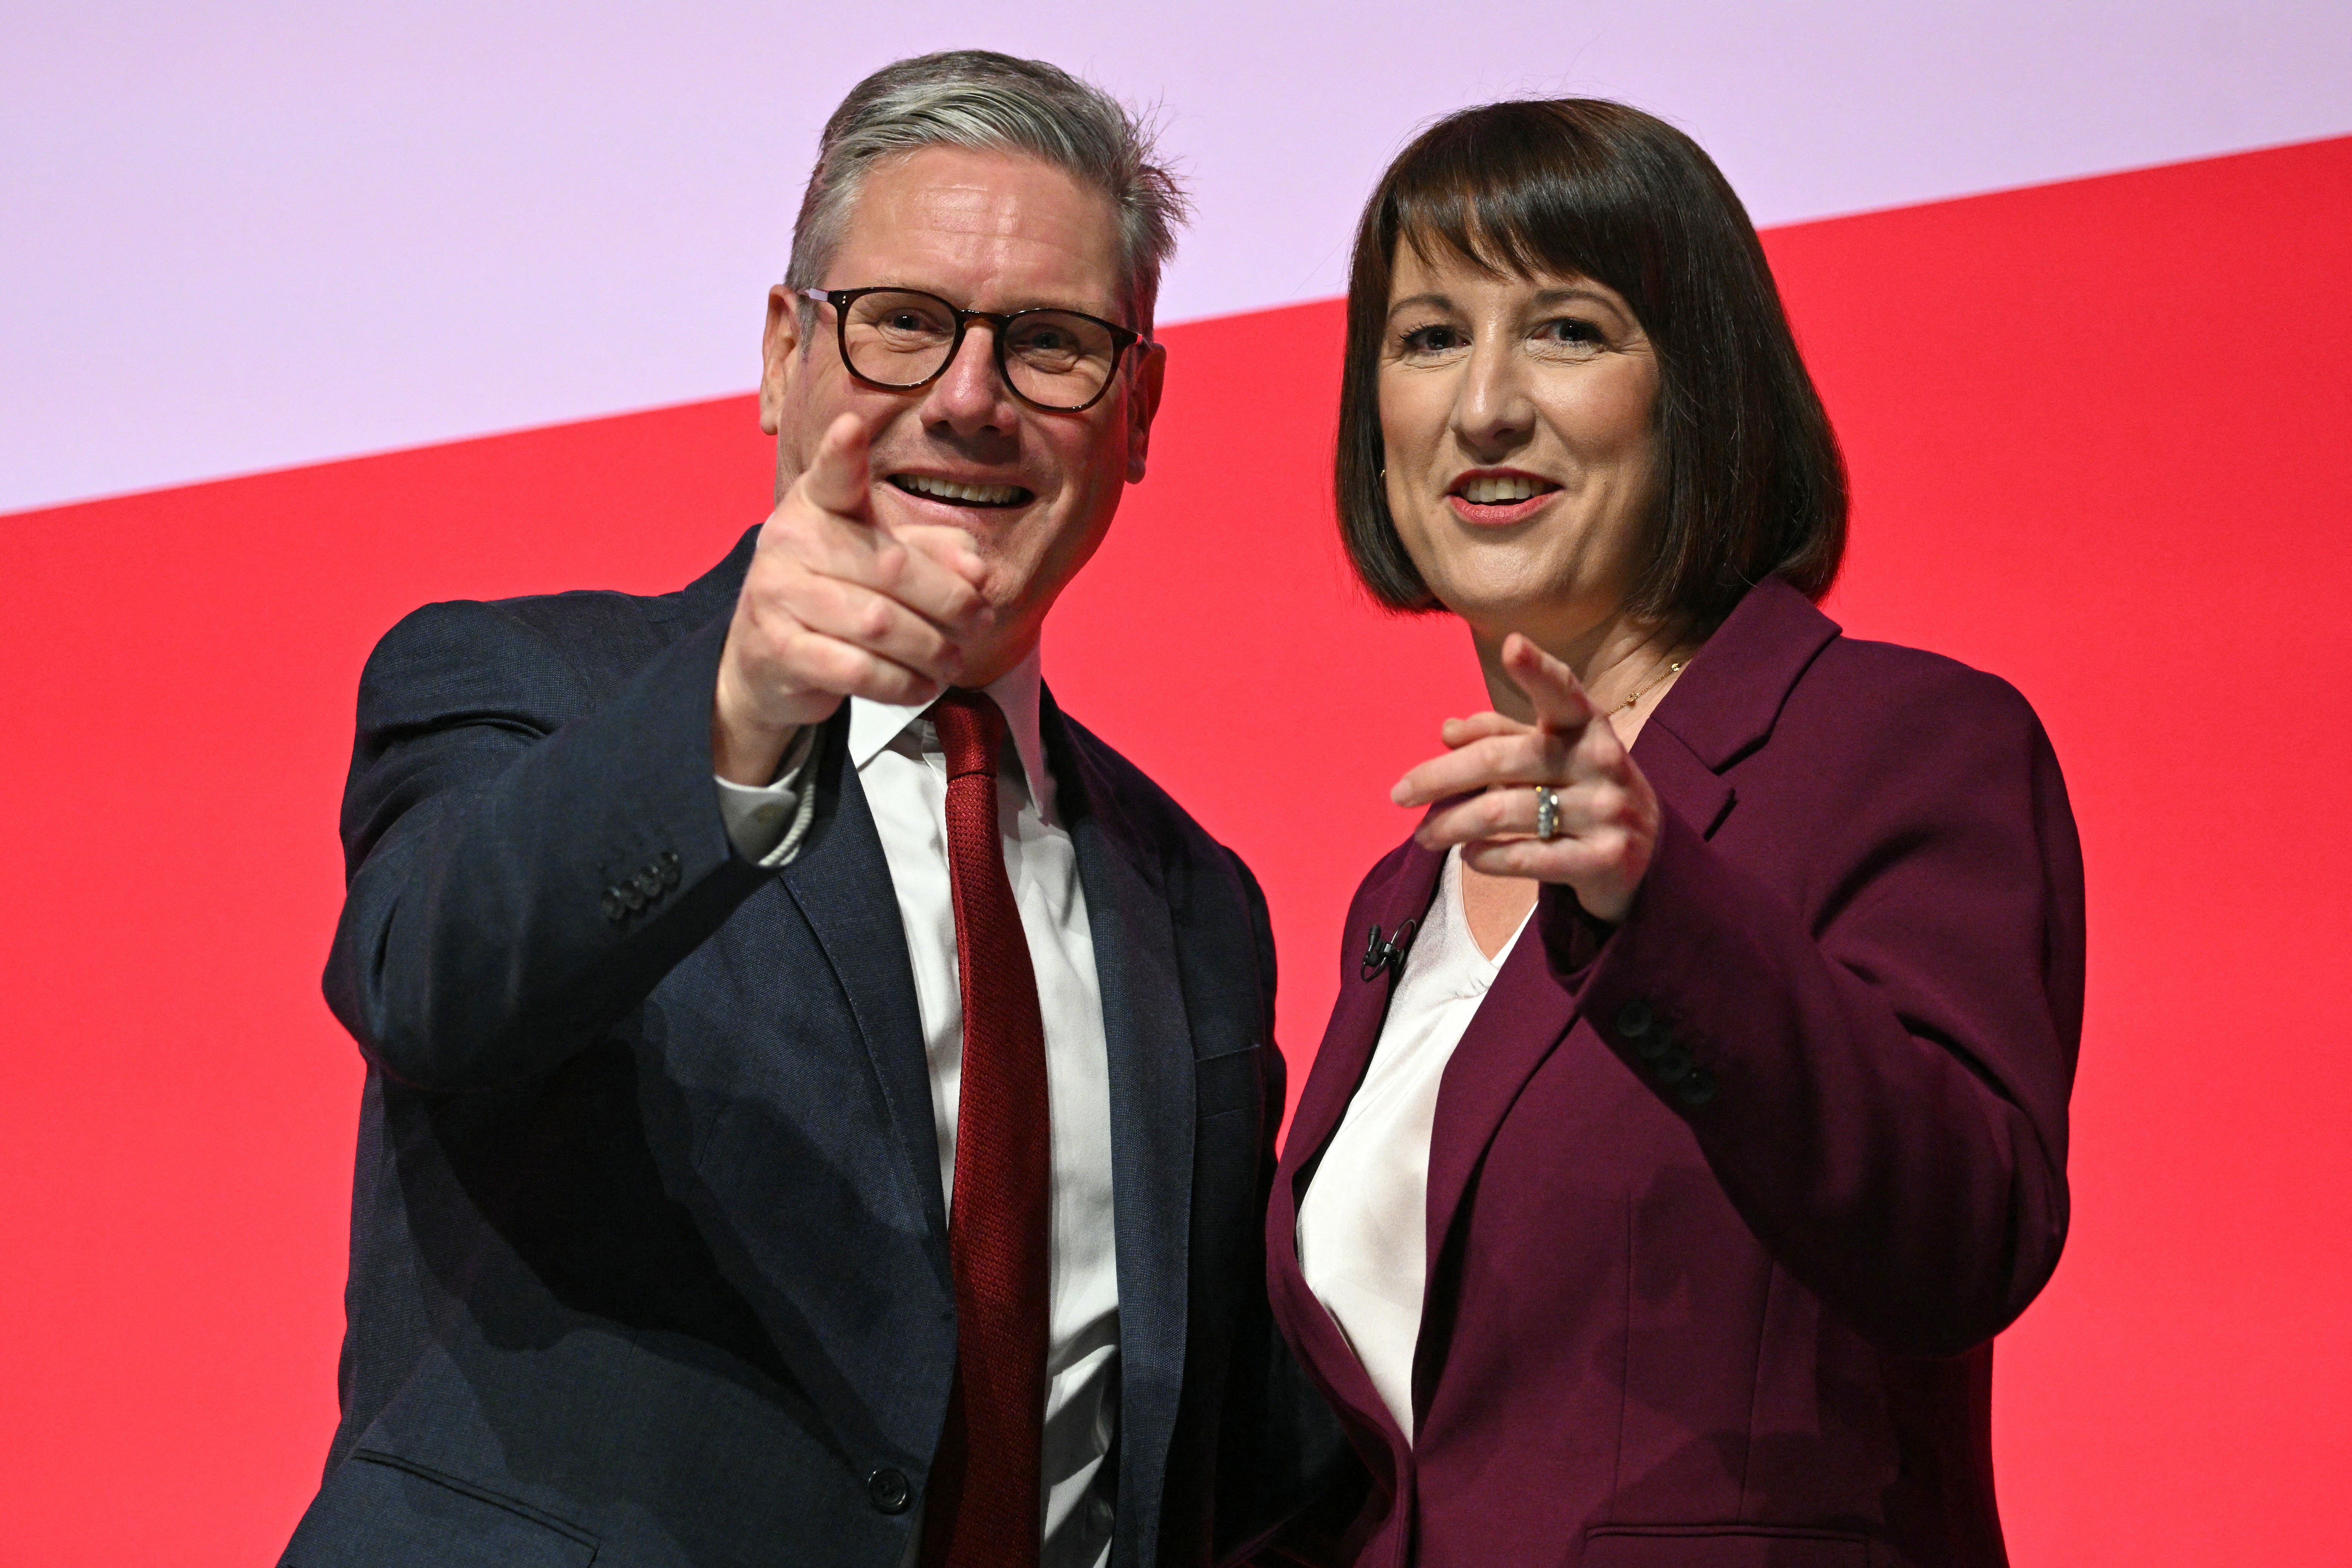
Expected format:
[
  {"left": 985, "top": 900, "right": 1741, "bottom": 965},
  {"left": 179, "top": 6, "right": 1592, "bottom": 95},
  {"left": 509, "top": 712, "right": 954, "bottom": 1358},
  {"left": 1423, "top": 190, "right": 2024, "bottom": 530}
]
[{"left": 869, "top": 281, "right": 1117, "bottom": 311}]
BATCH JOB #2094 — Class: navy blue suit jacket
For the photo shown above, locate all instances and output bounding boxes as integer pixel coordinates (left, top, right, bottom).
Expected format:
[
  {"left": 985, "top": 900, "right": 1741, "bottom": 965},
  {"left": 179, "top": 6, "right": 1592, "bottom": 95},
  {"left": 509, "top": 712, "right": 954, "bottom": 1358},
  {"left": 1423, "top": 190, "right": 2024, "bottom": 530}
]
[{"left": 285, "top": 529, "right": 1337, "bottom": 1567}]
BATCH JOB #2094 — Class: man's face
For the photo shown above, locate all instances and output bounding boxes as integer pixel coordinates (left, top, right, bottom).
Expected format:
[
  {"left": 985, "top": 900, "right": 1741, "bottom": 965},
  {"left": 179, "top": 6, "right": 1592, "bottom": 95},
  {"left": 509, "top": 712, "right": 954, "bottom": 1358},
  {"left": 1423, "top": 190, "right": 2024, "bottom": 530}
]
[{"left": 760, "top": 145, "right": 1165, "bottom": 683}]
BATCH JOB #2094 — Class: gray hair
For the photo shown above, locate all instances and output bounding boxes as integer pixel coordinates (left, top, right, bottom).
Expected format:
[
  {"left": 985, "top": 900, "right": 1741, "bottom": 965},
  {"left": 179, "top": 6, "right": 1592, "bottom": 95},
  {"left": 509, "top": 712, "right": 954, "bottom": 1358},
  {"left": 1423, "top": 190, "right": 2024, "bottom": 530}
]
[{"left": 786, "top": 50, "right": 1190, "bottom": 336}]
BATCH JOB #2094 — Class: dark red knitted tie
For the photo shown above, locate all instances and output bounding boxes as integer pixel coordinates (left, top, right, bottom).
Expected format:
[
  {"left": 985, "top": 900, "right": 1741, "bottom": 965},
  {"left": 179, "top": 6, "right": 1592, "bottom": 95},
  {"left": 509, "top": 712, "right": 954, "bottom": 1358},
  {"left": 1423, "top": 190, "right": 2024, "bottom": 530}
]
[{"left": 919, "top": 689, "right": 1051, "bottom": 1568}]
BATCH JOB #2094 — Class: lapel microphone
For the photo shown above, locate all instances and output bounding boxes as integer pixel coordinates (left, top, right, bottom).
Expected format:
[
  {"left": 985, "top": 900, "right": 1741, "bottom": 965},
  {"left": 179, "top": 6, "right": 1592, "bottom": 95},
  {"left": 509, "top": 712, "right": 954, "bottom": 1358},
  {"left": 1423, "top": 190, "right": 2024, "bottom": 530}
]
[{"left": 1360, "top": 918, "right": 1420, "bottom": 982}]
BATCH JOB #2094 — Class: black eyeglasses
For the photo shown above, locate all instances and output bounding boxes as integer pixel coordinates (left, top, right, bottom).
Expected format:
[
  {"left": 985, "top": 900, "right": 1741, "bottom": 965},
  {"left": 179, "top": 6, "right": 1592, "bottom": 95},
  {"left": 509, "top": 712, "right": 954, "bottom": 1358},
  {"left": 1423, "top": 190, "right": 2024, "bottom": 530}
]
[{"left": 801, "top": 286, "right": 1141, "bottom": 413}]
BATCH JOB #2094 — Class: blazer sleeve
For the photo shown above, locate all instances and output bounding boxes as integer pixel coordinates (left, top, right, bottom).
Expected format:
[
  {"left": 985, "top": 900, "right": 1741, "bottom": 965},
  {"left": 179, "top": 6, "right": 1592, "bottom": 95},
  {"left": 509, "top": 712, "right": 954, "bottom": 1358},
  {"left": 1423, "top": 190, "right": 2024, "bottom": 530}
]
[
  {"left": 1565, "top": 665, "right": 2086, "bottom": 1358},
  {"left": 322, "top": 597, "right": 772, "bottom": 1092}
]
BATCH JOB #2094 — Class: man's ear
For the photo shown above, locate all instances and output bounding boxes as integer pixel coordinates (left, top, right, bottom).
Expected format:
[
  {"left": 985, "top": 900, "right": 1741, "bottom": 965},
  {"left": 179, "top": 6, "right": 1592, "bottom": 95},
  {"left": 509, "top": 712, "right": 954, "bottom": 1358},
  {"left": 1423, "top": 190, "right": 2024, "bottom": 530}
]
[
  {"left": 759, "top": 287, "right": 803, "bottom": 436},
  {"left": 1124, "top": 339, "right": 1168, "bottom": 484}
]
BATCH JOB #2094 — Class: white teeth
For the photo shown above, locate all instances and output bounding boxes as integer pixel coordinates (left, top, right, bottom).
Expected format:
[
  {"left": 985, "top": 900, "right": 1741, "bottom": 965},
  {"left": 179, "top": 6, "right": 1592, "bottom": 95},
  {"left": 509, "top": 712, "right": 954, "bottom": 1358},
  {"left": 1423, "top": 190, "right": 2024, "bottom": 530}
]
[
  {"left": 1460, "top": 475, "right": 1553, "bottom": 505},
  {"left": 900, "top": 474, "right": 1022, "bottom": 506}
]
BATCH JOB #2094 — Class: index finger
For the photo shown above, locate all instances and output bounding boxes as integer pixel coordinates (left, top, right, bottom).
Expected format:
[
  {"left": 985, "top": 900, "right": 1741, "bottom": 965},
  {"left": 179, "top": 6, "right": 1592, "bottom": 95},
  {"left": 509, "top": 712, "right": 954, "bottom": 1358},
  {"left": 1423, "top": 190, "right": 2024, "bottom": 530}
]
[
  {"left": 1500, "top": 633, "right": 1601, "bottom": 735},
  {"left": 799, "top": 411, "right": 875, "bottom": 522}
]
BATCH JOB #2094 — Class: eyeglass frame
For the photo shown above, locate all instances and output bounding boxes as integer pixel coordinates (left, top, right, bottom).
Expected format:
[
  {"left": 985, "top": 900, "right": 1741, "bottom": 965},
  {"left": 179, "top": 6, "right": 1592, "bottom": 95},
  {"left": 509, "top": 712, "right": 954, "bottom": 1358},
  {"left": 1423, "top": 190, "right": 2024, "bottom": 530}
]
[{"left": 799, "top": 286, "right": 1144, "bottom": 414}]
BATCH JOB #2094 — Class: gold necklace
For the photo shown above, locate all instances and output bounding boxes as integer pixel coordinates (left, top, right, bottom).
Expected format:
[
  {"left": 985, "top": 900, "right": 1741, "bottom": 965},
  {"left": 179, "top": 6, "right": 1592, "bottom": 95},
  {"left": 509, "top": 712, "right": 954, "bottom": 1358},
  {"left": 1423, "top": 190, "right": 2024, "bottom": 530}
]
[{"left": 1617, "top": 653, "right": 1687, "bottom": 712}]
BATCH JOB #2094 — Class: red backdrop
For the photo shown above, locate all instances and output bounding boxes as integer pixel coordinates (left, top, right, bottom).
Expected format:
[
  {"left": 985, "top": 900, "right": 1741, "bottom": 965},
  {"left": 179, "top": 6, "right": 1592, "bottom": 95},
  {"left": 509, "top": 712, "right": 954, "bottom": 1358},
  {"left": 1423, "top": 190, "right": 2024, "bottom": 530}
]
[{"left": 3, "top": 136, "right": 2346, "bottom": 1563}]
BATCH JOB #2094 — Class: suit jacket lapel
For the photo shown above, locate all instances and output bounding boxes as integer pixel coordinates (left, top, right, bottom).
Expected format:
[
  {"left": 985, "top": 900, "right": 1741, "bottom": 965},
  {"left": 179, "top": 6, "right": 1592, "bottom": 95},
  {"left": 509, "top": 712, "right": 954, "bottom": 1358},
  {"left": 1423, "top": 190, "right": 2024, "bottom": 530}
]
[
  {"left": 1039, "top": 691, "right": 1194, "bottom": 1555},
  {"left": 777, "top": 712, "right": 948, "bottom": 1246}
]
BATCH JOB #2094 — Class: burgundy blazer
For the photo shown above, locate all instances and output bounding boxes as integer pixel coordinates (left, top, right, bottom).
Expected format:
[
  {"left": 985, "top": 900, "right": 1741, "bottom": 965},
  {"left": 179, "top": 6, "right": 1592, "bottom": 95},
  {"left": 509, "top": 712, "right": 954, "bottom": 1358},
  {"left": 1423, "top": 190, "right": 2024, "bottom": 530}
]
[{"left": 1267, "top": 578, "right": 2085, "bottom": 1568}]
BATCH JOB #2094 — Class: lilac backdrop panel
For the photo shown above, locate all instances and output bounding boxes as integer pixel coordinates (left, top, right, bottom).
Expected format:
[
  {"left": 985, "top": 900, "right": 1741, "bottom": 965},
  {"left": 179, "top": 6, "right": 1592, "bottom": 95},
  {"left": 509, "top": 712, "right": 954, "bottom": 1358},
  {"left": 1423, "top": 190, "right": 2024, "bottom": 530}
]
[{"left": 4, "top": 0, "right": 2346, "bottom": 513}]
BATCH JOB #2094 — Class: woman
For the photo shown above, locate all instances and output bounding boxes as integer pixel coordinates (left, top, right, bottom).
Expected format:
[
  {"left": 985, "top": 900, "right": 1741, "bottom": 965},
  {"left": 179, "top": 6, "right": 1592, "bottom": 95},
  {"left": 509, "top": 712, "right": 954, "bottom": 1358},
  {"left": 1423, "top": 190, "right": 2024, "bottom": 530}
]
[{"left": 1267, "top": 101, "right": 2084, "bottom": 1567}]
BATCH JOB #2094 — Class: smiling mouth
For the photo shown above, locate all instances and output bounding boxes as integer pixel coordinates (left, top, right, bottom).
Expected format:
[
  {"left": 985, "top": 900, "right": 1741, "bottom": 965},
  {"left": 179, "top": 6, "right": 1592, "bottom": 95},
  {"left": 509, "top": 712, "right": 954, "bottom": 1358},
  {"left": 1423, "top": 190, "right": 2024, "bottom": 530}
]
[
  {"left": 889, "top": 473, "right": 1034, "bottom": 509},
  {"left": 1451, "top": 474, "right": 1562, "bottom": 505}
]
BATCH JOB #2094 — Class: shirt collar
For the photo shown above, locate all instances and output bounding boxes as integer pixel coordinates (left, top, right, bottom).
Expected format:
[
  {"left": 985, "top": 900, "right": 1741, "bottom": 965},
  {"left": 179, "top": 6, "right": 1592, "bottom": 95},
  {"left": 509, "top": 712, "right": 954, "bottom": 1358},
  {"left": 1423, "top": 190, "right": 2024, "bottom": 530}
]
[{"left": 845, "top": 642, "right": 1053, "bottom": 812}]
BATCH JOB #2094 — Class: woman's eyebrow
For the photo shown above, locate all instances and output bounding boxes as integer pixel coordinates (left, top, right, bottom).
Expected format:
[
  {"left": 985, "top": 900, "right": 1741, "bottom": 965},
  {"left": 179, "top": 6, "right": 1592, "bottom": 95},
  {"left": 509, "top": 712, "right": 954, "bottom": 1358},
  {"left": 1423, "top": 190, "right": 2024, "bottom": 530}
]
[
  {"left": 1529, "top": 286, "right": 1618, "bottom": 310},
  {"left": 1388, "top": 286, "right": 1622, "bottom": 320},
  {"left": 1386, "top": 292, "right": 1455, "bottom": 318}
]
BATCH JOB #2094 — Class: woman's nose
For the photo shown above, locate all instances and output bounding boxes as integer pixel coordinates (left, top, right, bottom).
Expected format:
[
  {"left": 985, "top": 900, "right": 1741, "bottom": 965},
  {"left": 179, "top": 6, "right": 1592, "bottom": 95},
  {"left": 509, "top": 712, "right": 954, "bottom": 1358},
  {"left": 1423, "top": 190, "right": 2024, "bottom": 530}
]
[{"left": 1451, "top": 343, "right": 1536, "bottom": 455}]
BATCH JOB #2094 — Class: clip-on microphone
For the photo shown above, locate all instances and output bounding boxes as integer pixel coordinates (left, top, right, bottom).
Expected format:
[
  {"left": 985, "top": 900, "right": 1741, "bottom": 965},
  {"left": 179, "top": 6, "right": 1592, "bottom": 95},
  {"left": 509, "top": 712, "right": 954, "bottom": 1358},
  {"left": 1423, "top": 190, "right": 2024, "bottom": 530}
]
[{"left": 1360, "top": 918, "right": 1420, "bottom": 982}]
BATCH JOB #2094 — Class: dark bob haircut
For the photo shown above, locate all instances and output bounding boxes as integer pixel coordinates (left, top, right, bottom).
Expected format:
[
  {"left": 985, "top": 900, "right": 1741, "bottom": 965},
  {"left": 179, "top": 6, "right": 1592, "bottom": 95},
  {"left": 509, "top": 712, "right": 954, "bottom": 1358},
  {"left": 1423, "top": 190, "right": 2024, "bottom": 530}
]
[{"left": 1337, "top": 99, "right": 1846, "bottom": 625}]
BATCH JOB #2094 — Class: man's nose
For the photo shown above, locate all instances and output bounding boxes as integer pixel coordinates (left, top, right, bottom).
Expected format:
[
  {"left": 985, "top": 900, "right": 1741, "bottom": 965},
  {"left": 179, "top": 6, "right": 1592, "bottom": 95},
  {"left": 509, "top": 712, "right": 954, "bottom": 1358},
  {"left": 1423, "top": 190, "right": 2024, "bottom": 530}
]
[{"left": 922, "top": 323, "right": 1020, "bottom": 436}]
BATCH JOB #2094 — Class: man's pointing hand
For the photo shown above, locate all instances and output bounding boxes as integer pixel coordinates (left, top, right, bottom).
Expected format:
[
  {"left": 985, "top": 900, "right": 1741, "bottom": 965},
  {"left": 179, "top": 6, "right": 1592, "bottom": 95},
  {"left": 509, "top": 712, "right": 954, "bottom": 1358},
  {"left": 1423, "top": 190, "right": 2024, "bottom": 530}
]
[{"left": 714, "top": 413, "right": 993, "bottom": 784}]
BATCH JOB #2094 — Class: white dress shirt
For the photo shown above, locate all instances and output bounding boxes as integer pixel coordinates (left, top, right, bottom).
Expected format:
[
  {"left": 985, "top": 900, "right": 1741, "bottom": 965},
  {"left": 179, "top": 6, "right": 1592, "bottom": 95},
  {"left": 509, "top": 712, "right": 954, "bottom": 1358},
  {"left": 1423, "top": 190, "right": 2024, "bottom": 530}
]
[
  {"left": 1294, "top": 846, "right": 1529, "bottom": 1442},
  {"left": 714, "top": 647, "right": 1119, "bottom": 1568}
]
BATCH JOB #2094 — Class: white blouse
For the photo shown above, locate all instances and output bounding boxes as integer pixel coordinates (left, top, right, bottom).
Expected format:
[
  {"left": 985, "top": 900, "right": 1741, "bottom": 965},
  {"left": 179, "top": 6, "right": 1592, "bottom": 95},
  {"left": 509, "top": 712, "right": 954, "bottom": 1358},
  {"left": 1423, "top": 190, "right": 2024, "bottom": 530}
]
[{"left": 1296, "top": 847, "right": 1531, "bottom": 1440}]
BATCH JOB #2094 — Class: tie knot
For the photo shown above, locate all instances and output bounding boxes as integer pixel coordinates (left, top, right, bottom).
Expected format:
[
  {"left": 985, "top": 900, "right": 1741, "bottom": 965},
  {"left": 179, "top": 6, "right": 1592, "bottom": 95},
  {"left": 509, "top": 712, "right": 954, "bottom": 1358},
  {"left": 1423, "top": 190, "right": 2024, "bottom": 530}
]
[{"left": 931, "top": 689, "right": 1008, "bottom": 782}]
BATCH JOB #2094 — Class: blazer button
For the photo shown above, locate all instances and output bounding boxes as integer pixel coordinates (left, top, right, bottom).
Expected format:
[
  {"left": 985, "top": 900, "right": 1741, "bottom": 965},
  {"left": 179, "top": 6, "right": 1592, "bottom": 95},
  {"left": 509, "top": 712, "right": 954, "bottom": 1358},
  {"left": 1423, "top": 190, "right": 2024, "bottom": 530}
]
[
  {"left": 866, "top": 1468, "right": 912, "bottom": 1514},
  {"left": 620, "top": 881, "right": 647, "bottom": 912},
  {"left": 1634, "top": 1028, "right": 1674, "bottom": 1062},
  {"left": 1655, "top": 1048, "right": 1695, "bottom": 1085},
  {"left": 633, "top": 867, "right": 663, "bottom": 900},
  {"left": 1615, "top": 1000, "right": 1655, "bottom": 1038},
  {"left": 657, "top": 850, "right": 681, "bottom": 887},
  {"left": 601, "top": 889, "right": 627, "bottom": 923},
  {"left": 1677, "top": 1068, "right": 1719, "bottom": 1107}
]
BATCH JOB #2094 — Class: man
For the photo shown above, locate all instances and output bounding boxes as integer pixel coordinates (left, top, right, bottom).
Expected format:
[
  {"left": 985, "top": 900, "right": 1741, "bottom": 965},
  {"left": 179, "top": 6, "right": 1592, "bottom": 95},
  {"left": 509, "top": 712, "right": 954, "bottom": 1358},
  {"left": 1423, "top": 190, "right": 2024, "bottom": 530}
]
[{"left": 284, "top": 51, "right": 1344, "bottom": 1568}]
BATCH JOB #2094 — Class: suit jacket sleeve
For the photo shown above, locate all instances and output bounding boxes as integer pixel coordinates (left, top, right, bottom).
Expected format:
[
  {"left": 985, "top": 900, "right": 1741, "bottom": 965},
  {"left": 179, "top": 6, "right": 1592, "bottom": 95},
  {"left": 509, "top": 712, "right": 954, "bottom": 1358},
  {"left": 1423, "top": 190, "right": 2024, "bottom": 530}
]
[
  {"left": 1565, "top": 664, "right": 2085, "bottom": 1358},
  {"left": 322, "top": 597, "right": 772, "bottom": 1092},
  {"left": 1213, "top": 856, "right": 1363, "bottom": 1566}
]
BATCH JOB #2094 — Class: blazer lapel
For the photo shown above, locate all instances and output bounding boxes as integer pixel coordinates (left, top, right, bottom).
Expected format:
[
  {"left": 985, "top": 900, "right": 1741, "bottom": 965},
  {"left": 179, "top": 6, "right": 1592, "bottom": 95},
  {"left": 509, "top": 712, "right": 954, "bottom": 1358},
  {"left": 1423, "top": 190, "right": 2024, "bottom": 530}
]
[
  {"left": 1284, "top": 842, "right": 1445, "bottom": 1182},
  {"left": 777, "top": 713, "right": 946, "bottom": 1246},
  {"left": 1266, "top": 1179, "right": 1412, "bottom": 1535},
  {"left": 1416, "top": 720, "right": 1734, "bottom": 1343},
  {"left": 1631, "top": 721, "right": 1734, "bottom": 840},
  {"left": 1411, "top": 897, "right": 1582, "bottom": 1423},
  {"left": 1413, "top": 577, "right": 1844, "bottom": 1422},
  {"left": 1645, "top": 574, "right": 1842, "bottom": 774},
  {"left": 1039, "top": 693, "right": 1194, "bottom": 1556},
  {"left": 1267, "top": 842, "right": 1445, "bottom": 1496}
]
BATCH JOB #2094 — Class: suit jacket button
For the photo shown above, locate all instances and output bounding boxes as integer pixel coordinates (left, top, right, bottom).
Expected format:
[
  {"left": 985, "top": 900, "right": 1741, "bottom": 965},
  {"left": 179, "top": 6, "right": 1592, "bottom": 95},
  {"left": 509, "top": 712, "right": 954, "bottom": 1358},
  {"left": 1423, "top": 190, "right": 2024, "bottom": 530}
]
[
  {"left": 620, "top": 881, "right": 647, "bottom": 912},
  {"left": 1615, "top": 1000, "right": 1655, "bottom": 1038},
  {"left": 634, "top": 867, "right": 663, "bottom": 900},
  {"left": 1677, "top": 1068, "right": 1719, "bottom": 1107},
  {"left": 601, "top": 889, "right": 627, "bottom": 923},
  {"left": 657, "top": 850, "right": 681, "bottom": 887},
  {"left": 1655, "top": 1048, "right": 1695, "bottom": 1085},
  {"left": 866, "top": 1468, "right": 912, "bottom": 1514},
  {"left": 1634, "top": 1028, "right": 1674, "bottom": 1062}
]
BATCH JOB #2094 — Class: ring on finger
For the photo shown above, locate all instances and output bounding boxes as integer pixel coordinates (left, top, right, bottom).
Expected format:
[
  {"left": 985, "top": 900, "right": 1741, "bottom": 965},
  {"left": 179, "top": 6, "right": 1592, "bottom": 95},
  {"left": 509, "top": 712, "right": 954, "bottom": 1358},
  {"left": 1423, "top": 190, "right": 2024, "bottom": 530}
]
[{"left": 1533, "top": 784, "right": 1561, "bottom": 840}]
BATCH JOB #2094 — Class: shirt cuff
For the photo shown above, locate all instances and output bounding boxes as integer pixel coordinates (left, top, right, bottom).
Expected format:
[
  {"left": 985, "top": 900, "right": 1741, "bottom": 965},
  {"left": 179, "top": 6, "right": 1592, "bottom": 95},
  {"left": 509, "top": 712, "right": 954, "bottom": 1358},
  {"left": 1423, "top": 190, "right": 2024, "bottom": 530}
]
[{"left": 713, "top": 725, "right": 821, "bottom": 868}]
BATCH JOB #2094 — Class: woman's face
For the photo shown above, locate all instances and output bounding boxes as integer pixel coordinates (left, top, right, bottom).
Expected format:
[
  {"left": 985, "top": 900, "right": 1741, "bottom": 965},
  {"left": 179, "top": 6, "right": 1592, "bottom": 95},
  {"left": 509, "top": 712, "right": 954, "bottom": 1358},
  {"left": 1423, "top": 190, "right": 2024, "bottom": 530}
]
[{"left": 1378, "top": 243, "right": 1661, "bottom": 644}]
